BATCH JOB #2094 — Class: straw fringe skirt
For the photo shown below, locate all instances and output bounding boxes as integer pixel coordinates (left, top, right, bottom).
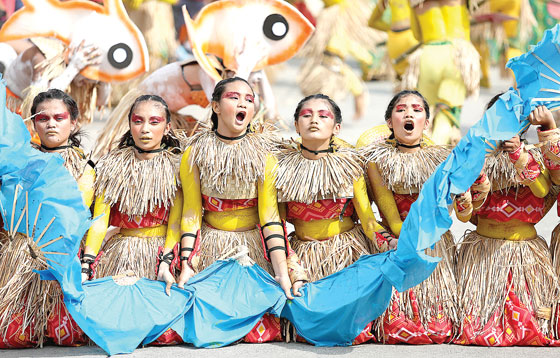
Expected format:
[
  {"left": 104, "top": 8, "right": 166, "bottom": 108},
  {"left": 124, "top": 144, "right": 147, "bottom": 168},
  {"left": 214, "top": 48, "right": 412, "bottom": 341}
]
[
  {"left": 95, "top": 234, "right": 165, "bottom": 280},
  {"left": 455, "top": 231, "right": 559, "bottom": 346},
  {"left": 547, "top": 224, "right": 560, "bottom": 340},
  {"left": 197, "top": 222, "right": 273, "bottom": 275},
  {"left": 289, "top": 225, "right": 370, "bottom": 282},
  {"left": 0, "top": 236, "right": 53, "bottom": 347},
  {"left": 377, "top": 232, "right": 458, "bottom": 344}
]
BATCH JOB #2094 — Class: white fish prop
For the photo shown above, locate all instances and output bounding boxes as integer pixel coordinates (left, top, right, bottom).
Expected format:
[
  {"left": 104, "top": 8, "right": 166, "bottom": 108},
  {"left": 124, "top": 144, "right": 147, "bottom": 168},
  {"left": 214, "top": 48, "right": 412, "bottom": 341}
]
[
  {"left": 0, "top": 0, "right": 149, "bottom": 83},
  {"left": 183, "top": 0, "right": 314, "bottom": 81}
]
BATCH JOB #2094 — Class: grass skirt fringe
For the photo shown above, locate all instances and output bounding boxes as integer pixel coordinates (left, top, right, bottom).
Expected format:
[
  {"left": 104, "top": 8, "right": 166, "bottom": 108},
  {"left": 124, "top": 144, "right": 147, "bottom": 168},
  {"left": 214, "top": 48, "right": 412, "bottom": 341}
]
[
  {"left": 377, "top": 232, "right": 458, "bottom": 344},
  {"left": 289, "top": 225, "right": 370, "bottom": 282},
  {"left": 456, "top": 231, "right": 560, "bottom": 344},
  {"left": 96, "top": 234, "right": 165, "bottom": 280},
  {"left": 197, "top": 222, "right": 273, "bottom": 275},
  {"left": 0, "top": 236, "right": 53, "bottom": 347}
]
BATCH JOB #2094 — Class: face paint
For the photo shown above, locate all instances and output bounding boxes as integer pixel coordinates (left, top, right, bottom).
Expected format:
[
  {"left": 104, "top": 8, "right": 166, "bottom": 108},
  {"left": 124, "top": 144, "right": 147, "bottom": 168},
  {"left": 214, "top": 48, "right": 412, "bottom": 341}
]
[
  {"left": 222, "top": 91, "right": 240, "bottom": 99},
  {"left": 299, "top": 108, "right": 313, "bottom": 117},
  {"left": 35, "top": 114, "right": 50, "bottom": 122},
  {"left": 396, "top": 104, "right": 407, "bottom": 111},
  {"left": 245, "top": 94, "right": 255, "bottom": 103},
  {"left": 131, "top": 114, "right": 144, "bottom": 123},
  {"left": 149, "top": 116, "right": 165, "bottom": 124},
  {"left": 412, "top": 104, "right": 424, "bottom": 112},
  {"left": 318, "top": 110, "right": 334, "bottom": 119}
]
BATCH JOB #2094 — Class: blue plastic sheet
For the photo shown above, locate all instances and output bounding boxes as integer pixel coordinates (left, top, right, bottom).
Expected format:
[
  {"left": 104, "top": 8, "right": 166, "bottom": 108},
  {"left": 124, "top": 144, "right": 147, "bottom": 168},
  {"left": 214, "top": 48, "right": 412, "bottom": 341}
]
[{"left": 170, "top": 259, "right": 286, "bottom": 347}]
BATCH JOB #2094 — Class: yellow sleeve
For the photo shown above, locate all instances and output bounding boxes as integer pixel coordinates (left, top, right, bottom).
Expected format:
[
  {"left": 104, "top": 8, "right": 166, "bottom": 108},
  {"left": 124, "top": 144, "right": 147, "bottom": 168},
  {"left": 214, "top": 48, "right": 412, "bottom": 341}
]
[
  {"left": 409, "top": 7, "right": 422, "bottom": 42},
  {"left": 258, "top": 154, "right": 282, "bottom": 226},
  {"left": 174, "top": 146, "right": 202, "bottom": 250},
  {"left": 352, "top": 175, "right": 384, "bottom": 240},
  {"left": 369, "top": 1, "right": 391, "bottom": 31},
  {"left": 84, "top": 192, "right": 111, "bottom": 254},
  {"left": 528, "top": 171, "right": 550, "bottom": 199},
  {"left": 165, "top": 187, "right": 183, "bottom": 249},
  {"left": 77, "top": 165, "right": 95, "bottom": 209},
  {"left": 367, "top": 162, "right": 403, "bottom": 236}
]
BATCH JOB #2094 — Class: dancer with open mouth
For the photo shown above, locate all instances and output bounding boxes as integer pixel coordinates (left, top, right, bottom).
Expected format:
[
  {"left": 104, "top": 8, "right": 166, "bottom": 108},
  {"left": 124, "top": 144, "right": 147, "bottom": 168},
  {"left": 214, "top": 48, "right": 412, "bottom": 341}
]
[
  {"left": 81, "top": 94, "right": 184, "bottom": 345},
  {"left": 357, "top": 90, "right": 459, "bottom": 344},
  {"left": 158, "top": 77, "right": 308, "bottom": 343},
  {"left": 0, "top": 89, "right": 95, "bottom": 348}
]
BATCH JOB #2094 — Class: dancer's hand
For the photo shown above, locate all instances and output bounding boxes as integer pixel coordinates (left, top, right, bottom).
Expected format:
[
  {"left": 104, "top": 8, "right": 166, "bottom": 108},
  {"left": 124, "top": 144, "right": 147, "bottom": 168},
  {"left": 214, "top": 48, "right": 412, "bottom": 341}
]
[
  {"left": 157, "top": 262, "right": 176, "bottom": 296},
  {"left": 177, "top": 262, "right": 196, "bottom": 290},
  {"left": 501, "top": 135, "right": 521, "bottom": 152},
  {"left": 528, "top": 105, "right": 555, "bottom": 131},
  {"left": 292, "top": 280, "right": 304, "bottom": 297},
  {"left": 276, "top": 274, "right": 294, "bottom": 300},
  {"left": 69, "top": 40, "right": 102, "bottom": 71}
]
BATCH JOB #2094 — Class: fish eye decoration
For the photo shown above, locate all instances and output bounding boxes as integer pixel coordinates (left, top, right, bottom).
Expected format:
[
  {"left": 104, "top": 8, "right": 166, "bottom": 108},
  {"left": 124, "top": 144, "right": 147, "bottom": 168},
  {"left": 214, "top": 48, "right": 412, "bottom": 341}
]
[
  {"left": 108, "top": 43, "right": 133, "bottom": 69},
  {"left": 263, "top": 13, "right": 289, "bottom": 41}
]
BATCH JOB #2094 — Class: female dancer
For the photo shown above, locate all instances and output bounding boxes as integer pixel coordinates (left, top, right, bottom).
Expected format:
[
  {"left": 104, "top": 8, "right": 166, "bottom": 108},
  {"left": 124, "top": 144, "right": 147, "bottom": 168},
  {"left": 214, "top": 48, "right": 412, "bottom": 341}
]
[
  {"left": 82, "top": 94, "right": 183, "bottom": 344},
  {"left": 158, "top": 77, "right": 308, "bottom": 343},
  {"left": 455, "top": 97, "right": 560, "bottom": 346},
  {"left": 271, "top": 94, "right": 386, "bottom": 343},
  {"left": 357, "top": 90, "right": 458, "bottom": 344},
  {"left": 0, "top": 89, "right": 94, "bottom": 347},
  {"left": 402, "top": 0, "right": 479, "bottom": 145}
]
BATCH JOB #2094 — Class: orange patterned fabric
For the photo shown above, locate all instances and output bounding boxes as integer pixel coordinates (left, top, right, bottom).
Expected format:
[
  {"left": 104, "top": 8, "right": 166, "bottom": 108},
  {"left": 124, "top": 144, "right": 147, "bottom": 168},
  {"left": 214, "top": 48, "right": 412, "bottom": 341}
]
[
  {"left": 109, "top": 205, "right": 169, "bottom": 229},
  {"left": 392, "top": 193, "right": 419, "bottom": 221},
  {"left": 46, "top": 299, "right": 87, "bottom": 346},
  {"left": 286, "top": 199, "right": 354, "bottom": 221},
  {"left": 0, "top": 312, "right": 36, "bottom": 348},
  {"left": 202, "top": 195, "right": 257, "bottom": 212},
  {"left": 477, "top": 186, "right": 545, "bottom": 223},
  {"left": 381, "top": 291, "right": 453, "bottom": 344},
  {"left": 243, "top": 314, "right": 282, "bottom": 343},
  {"left": 455, "top": 274, "right": 550, "bottom": 346}
]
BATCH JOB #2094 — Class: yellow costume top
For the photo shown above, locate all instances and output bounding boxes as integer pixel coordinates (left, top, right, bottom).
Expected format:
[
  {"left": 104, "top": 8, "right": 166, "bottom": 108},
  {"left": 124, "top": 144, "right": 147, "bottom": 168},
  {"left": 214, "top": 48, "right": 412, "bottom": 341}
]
[
  {"left": 85, "top": 146, "right": 182, "bottom": 254},
  {"left": 273, "top": 140, "right": 383, "bottom": 241}
]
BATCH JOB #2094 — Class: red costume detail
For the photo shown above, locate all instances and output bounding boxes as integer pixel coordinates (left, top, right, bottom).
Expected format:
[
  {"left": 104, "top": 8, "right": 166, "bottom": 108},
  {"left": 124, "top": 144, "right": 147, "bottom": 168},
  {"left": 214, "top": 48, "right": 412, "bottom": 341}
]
[
  {"left": 477, "top": 186, "right": 545, "bottom": 223},
  {"left": 46, "top": 299, "right": 87, "bottom": 346},
  {"left": 392, "top": 193, "right": 418, "bottom": 221},
  {"left": 150, "top": 329, "right": 184, "bottom": 346},
  {"left": 109, "top": 205, "right": 169, "bottom": 228},
  {"left": 0, "top": 312, "right": 36, "bottom": 348},
  {"left": 286, "top": 199, "right": 354, "bottom": 221},
  {"left": 202, "top": 195, "right": 257, "bottom": 212},
  {"left": 244, "top": 314, "right": 282, "bottom": 343},
  {"left": 454, "top": 273, "right": 550, "bottom": 346},
  {"left": 508, "top": 146, "right": 541, "bottom": 182},
  {"left": 382, "top": 291, "right": 453, "bottom": 344}
]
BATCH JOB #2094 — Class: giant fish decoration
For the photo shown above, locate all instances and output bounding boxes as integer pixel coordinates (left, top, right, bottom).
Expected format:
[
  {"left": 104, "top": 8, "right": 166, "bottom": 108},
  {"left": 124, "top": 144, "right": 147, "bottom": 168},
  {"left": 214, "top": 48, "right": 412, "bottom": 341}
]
[
  {"left": 183, "top": 0, "right": 314, "bottom": 81},
  {"left": 0, "top": 0, "right": 149, "bottom": 82}
]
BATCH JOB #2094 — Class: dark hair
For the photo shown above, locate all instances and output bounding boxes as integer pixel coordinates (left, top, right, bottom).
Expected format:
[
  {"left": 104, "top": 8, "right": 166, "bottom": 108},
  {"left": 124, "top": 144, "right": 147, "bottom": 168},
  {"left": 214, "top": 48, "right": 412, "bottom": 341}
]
[
  {"left": 31, "top": 88, "right": 83, "bottom": 147},
  {"left": 293, "top": 94, "right": 342, "bottom": 124},
  {"left": 486, "top": 92, "right": 505, "bottom": 110},
  {"left": 210, "top": 77, "right": 255, "bottom": 131},
  {"left": 384, "top": 90, "right": 430, "bottom": 121},
  {"left": 118, "top": 94, "right": 180, "bottom": 150}
]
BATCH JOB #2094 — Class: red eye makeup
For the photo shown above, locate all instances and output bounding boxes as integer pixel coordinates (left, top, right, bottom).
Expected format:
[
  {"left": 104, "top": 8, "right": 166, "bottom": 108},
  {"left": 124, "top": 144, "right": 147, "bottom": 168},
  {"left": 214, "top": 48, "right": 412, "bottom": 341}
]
[
  {"left": 149, "top": 116, "right": 165, "bottom": 123},
  {"left": 245, "top": 94, "right": 255, "bottom": 102},
  {"left": 131, "top": 114, "right": 144, "bottom": 123},
  {"left": 222, "top": 91, "right": 240, "bottom": 99},
  {"left": 396, "top": 104, "right": 407, "bottom": 111},
  {"left": 299, "top": 109, "right": 313, "bottom": 117},
  {"left": 35, "top": 114, "right": 50, "bottom": 121},
  {"left": 318, "top": 110, "right": 334, "bottom": 119},
  {"left": 412, "top": 104, "right": 424, "bottom": 111}
]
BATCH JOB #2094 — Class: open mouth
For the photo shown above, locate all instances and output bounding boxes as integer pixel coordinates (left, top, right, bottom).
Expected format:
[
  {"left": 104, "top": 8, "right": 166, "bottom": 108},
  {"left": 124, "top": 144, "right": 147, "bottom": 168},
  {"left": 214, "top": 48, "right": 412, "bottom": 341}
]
[
  {"left": 404, "top": 121, "right": 415, "bottom": 132},
  {"left": 236, "top": 111, "right": 246, "bottom": 123}
]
